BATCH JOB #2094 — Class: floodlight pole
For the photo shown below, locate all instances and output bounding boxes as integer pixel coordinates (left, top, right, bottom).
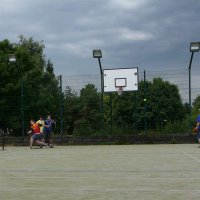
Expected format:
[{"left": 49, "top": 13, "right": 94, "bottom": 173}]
[
  {"left": 188, "top": 51, "right": 194, "bottom": 130},
  {"left": 8, "top": 55, "right": 24, "bottom": 137},
  {"left": 98, "top": 57, "right": 104, "bottom": 129},
  {"left": 93, "top": 50, "right": 104, "bottom": 130},
  {"left": 188, "top": 42, "right": 200, "bottom": 131}
]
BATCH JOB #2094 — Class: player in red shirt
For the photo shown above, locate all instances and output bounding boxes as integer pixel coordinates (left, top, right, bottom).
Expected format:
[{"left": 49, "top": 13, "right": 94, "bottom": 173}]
[{"left": 28, "top": 119, "right": 47, "bottom": 149}]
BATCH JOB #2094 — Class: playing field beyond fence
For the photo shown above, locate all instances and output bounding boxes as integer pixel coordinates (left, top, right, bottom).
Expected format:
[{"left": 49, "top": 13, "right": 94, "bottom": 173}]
[{"left": 1, "top": 144, "right": 200, "bottom": 200}]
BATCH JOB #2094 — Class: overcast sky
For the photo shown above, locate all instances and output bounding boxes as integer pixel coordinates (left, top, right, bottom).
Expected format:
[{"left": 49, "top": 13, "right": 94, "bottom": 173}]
[
  {"left": 0, "top": 0, "right": 200, "bottom": 75},
  {"left": 1, "top": 0, "right": 200, "bottom": 101}
]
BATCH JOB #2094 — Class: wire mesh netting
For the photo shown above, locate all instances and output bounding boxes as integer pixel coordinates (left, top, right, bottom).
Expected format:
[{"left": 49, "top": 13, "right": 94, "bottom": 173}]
[{"left": 1, "top": 68, "right": 200, "bottom": 136}]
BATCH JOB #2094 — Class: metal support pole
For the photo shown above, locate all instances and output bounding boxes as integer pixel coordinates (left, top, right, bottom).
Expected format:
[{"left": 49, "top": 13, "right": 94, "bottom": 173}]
[
  {"left": 98, "top": 58, "right": 104, "bottom": 130},
  {"left": 21, "top": 79, "right": 24, "bottom": 137},
  {"left": 1, "top": 130, "right": 5, "bottom": 151},
  {"left": 60, "top": 75, "right": 63, "bottom": 134},
  {"left": 110, "top": 93, "right": 113, "bottom": 135},
  {"left": 134, "top": 91, "right": 137, "bottom": 132},
  {"left": 8, "top": 56, "right": 24, "bottom": 136},
  {"left": 2, "top": 133, "right": 4, "bottom": 150},
  {"left": 189, "top": 52, "right": 194, "bottom": 131},
  {"left": 144, "top": 70, "right": 147, "bottom": 135}
]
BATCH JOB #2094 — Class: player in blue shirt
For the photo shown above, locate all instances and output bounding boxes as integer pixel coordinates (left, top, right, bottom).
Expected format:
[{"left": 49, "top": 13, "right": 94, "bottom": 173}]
[
  {"left": 43, "top": 115, "right": 55, "bottom": 148},
  {"left": 196, "top": 113, "right": 200, "bottom": 147}
]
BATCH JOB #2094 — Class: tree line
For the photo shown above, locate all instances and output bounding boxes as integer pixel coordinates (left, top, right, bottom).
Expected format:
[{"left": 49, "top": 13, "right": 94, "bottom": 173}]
[{"left": 0, "top": 36, "right": 199, "bottom": 136}]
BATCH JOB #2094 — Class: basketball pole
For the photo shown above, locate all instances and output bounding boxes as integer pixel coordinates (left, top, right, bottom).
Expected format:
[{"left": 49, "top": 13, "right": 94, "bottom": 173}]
[
  {"left": 134, "top": 91, "right": 137, "bottom": 132},
  {"left": 109, "top": 93, "right": 113, "bottom": 135}
]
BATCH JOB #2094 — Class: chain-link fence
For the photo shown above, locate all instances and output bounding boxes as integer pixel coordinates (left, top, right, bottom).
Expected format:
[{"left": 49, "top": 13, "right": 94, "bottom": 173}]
[
  {"left": 1, "top": 68, "right": 200, "bottom": 137},
  {"left": 60, "top": 68, "right": 197, "bottom": 136}
]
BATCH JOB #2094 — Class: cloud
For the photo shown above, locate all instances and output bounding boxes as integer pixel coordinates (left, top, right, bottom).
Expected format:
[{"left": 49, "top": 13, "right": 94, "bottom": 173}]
[
  {"left": 108, "top": 0, "right": 150, "bottom": 10},
  {"left": 0, "top": 0, "right": 200, "bottom": 81},
  {"left": 117, "top": 28, "right": 153, "bottom": 41}
]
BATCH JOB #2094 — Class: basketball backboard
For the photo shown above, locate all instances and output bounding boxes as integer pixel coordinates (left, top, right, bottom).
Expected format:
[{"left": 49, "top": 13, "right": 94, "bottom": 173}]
[{"left": 103, "top": 68, "right": 138, "bottom": 93}]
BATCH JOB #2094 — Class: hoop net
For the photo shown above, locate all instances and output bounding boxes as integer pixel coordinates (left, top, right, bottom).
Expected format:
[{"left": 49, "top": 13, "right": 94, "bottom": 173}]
[{"left": 116, "top": 86, "right": 124, "bottom": 96}]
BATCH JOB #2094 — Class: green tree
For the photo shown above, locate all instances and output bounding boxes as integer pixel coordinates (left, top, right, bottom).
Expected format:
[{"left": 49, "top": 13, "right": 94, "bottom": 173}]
[
  {"left": 73, "top": 84, "right": 101, "bottom": 135},
  {"left": 0, "top": 36, "right": 60, "bottom": 135},
  {"left": 193, "top": 95, "right": 200, "bottom": 111},
  {"left": 108, "top": 78, "right": 185, "bottom": 134},
  {"left": 63, "top": 86, "right": 79, "bottom": 134}
]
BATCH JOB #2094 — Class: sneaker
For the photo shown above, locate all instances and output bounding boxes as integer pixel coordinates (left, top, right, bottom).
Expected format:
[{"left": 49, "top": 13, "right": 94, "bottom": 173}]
[{"left": 49, "top": 144, "right": 54, "bottom": 148}]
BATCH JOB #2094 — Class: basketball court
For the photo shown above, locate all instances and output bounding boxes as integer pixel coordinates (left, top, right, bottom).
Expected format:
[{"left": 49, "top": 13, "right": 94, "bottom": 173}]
[{"left": 1, "top": 144, "right": 200, "bottom": 200}]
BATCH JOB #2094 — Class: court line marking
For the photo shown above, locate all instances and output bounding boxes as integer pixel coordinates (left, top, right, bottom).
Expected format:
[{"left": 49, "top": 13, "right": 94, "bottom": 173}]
[
  {"left": 1, "top": 187, "right": 200, "bottom": 192},
  {"left": 4, "top": 176, "right": 200, "bottom": 180},
  {"left": 182, "top": 151, "right": 200, "bottom": 163},
  {"left": 2, "top": 169, "right": 200, "bottom": 173}
]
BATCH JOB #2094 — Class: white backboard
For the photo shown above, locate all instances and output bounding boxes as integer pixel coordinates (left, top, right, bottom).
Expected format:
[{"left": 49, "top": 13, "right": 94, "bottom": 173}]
[{"left": 103, "top": 68, "right": 138, "bottom": 92}]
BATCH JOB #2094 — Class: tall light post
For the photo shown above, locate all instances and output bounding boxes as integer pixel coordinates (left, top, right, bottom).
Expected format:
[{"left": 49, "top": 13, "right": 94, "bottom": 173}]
[
  {"left": 189, "top": 42, "right": 200, "bottom": 130},
  {"left": 93, "top": 49, "right": 104, "bottom": 129},
  {"left": 8, "top": 54, "right": 24, "bottom": 137}
]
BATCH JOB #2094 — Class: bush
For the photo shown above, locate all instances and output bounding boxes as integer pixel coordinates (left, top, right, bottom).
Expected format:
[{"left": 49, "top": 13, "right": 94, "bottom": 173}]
[
  {"left": 162, "top": 119, "right": 190, "bottom": 134},
  {"left": 73, "top": 119, "right": 94, "bottom": 136}
]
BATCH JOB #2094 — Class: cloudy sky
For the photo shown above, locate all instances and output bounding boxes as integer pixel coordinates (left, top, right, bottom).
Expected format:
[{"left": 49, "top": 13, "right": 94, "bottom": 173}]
[
  {"left": 0, "top": 0, "right": 200, "bottom": 75},
  {"left": 1, "top": 0, "right": 200, "bottom": 102}
]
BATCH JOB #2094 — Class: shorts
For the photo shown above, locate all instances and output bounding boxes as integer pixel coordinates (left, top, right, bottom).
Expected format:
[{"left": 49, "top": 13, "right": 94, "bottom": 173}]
[
  {"left": 196, "top": 128, "right": 200, "bottom": 140},
  {"left": 32, "top": 133, "right": 43, "bottom": 141}
]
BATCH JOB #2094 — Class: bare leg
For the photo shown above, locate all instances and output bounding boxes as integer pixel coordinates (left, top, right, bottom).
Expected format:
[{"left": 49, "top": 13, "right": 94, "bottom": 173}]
[
  {"left": 35, "top": 140, "right": 47, "bottom": 146},
  {"left": 30, "top": 137, "right": 34, "bottom": 149},
  {"left": 49, "top": 138, "right": 54, "bottom": 148}
]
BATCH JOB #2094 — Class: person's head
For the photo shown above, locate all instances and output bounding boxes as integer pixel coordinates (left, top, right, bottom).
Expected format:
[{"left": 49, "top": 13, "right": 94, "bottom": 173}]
[
  {"left": 30, "top": 119, "right": 35, "bottom": 125},
  {"left": 39, "top": 116, "right": 43, "bottom": 120}
]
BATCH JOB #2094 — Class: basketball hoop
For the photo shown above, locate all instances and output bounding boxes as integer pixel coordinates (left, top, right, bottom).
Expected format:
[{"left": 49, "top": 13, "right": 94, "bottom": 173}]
[{"left": 116, "top": 86, "right": 124, "bottom": 96}]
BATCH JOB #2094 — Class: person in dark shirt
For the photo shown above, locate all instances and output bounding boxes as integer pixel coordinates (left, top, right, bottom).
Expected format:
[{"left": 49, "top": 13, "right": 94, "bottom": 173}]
[{"left": 43, "top": 115, "right": 55, "bottom": 148}]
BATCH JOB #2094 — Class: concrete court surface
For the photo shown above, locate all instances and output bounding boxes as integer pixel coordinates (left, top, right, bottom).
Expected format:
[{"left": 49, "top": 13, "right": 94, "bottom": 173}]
[{"left": 0, "top": 144, "right": 200, "bottom": 200}]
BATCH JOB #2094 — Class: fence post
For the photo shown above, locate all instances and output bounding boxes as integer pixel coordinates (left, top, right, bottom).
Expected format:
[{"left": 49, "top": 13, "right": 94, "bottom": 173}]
[
  {"left": 21, "top": 79, "right": 24, "bottom": 137},
  {"left": 59, "top": 75, "right": 63, "bottom": 134},
  {"left": 144, "top": 70, "right": 147, "bottom": 135}
]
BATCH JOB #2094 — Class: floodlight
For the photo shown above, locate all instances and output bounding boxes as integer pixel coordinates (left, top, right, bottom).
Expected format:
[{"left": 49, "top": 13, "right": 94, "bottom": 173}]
[
  {"left": 8, "top": 54, "right": 16, "bottom": 63},
  {"left": 190, "top": 42, "right": 200, "bottom": 52},
  {"left": 93, "top": 49, "right": 102, "bottom": 58}
]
